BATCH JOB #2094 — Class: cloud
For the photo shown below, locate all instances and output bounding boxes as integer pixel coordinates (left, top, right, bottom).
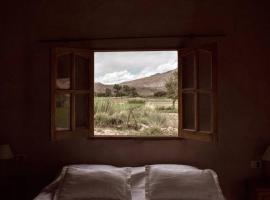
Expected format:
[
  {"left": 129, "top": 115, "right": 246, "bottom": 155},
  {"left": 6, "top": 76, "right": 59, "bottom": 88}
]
[
  {"left": 94, "top": 51, "right": 177, "bottom": 84},
  {"left": 96, "top": 70, "right": 136, "bottom": 84}
]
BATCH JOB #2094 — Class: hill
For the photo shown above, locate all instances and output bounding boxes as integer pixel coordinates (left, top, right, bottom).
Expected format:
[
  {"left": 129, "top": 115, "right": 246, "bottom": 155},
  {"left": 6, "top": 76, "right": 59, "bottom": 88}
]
[{"left": 94, "top": 69, "right": 176, "bottom": 96}]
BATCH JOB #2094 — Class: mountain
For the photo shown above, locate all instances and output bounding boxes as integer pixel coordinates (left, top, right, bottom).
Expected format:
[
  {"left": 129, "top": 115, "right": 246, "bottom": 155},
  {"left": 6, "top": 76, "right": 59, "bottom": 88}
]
[{"left": 94, "top": 69, "right": 176, "bottom": 96}]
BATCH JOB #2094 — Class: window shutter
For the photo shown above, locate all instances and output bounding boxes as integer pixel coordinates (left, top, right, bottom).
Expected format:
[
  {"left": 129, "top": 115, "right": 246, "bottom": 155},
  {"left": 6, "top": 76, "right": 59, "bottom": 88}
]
[
  {"left": 51, "top": 47, "right": 93, "bottom": 140},
  {"left": 179, "top": 44, "right": 217, "bottom": 142}
]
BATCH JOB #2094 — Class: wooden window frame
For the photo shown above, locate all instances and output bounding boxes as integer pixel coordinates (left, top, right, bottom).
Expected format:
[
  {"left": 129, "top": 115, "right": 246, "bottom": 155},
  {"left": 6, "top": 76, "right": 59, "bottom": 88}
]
[
  {"left": 51, "top": 45, "right": 217, "bottom": 142},
  {"left": 179, "top": 44, "right": 217, "bottom": 142},
  {"left": 51, "top": 47, "right": 94, "bottom": 141}
]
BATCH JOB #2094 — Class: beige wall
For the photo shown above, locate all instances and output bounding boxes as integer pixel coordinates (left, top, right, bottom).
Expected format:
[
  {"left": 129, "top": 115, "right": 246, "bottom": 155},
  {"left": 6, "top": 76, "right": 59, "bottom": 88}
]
[{"left": 1, "top": 0, "right": 270, "bottom": 199}]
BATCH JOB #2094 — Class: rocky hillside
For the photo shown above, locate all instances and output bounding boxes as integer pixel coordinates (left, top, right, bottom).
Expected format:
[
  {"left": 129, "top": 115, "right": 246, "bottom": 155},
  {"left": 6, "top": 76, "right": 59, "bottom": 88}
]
[{"left": 95, "top": 69, "right": 177, "bottom": 96}]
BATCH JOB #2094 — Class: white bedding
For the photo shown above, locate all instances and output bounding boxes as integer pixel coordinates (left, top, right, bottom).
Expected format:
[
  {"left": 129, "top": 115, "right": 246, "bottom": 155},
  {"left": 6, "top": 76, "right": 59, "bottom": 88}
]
[{"left": 34, "top": 164, "right": 225, "bottom": 200}]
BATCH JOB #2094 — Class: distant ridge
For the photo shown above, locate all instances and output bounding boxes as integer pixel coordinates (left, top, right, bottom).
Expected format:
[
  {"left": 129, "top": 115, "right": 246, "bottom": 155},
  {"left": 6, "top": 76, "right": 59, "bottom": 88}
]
[{"left": 95, "top": 69, "right": 177, "bottom": 96}]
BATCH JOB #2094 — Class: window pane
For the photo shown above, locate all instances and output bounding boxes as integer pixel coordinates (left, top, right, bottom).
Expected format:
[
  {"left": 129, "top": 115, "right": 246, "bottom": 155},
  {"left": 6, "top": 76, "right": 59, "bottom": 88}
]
[
  {"left": 181, "top": 53, "right": 195, "bottom": 89},
  {"left": 198, "top": 93, "right": 211, "bottom": 131},
  {"left": 75, "top": 55, "right": 90, "bottom": 89},
  {"left": 56, "top": 54, "right": 72, "bottom": 89},
  {"left": 75, "top": 94, "right": 89, "bottom": 128},
  {"left": 182, "top": 93, "right": 195, "bottom": 130},
  {"left": 94, "top": 51, "right": 178, "bottom": 137},
  {"left": 198, "top": 50, "right": 212, "bottom": 89},
  {"left": 55, "top": 94, "right": 70, "bottom": 131}
]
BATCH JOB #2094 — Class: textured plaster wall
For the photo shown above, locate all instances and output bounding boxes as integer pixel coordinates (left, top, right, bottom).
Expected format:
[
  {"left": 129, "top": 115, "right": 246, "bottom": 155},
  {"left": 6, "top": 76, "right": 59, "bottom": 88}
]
[{"left": 1, "top": 0, "right": 270, "bottom": 199}]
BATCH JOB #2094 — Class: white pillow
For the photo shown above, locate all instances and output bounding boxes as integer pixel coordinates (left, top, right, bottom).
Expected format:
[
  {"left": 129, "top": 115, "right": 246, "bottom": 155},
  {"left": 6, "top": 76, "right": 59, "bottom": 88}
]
[
  {"left": 145, "top": 165, "right": 225, "bottom": 200},
  {"left": 54, "top": 166, "right": 132, "bottom": 200}
]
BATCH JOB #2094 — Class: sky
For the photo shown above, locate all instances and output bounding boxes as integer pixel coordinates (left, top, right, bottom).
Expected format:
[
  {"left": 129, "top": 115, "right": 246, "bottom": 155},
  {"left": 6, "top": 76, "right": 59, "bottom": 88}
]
[{"left": 94, "top": 51, "right": 178, "bottom": 84}]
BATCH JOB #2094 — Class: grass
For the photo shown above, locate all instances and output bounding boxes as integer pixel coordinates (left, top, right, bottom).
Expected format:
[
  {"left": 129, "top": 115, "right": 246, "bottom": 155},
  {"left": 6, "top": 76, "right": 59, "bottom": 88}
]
[
  {"left": 55, "top": 96, "right": 178, "bottom": 136},
  {"left": 127, "top": 99, "right": 145, "bottom": 104},
  {"left": 94, "top": 98, "right": 114, "bottom": 115},
  {"left": 94, "top": 97, "right": 178, "bottom": 136},
  {"left": 155, "top": 105, "right": 178, "bottom": 113}
]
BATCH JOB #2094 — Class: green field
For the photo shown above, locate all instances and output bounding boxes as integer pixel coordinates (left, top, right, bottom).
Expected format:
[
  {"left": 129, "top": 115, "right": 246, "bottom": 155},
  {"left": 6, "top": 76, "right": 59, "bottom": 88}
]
[{"left": 94, "top": 97, "right": 178, "bottom": 136}]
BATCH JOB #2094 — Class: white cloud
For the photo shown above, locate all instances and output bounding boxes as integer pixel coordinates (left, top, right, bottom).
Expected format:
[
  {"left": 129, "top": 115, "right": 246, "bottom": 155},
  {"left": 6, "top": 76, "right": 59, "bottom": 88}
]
[
  {"left": 94, "top": 51, "right": 177, "bottom": 84},
  {"left": 96, "top": 70, "right": 136, "bottom": 84}
]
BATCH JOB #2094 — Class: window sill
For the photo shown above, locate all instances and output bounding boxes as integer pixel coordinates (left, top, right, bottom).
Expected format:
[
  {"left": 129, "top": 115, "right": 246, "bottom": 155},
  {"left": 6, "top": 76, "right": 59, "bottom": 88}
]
[{"left": 53, "top": 131, "right": 185, "bottom": 141}]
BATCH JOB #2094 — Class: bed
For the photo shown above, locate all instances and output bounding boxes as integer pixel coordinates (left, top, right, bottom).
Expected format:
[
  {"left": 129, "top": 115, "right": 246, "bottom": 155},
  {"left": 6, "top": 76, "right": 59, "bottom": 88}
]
[{"left": 34, "top": 164, "right": 225, "bottom": 200}]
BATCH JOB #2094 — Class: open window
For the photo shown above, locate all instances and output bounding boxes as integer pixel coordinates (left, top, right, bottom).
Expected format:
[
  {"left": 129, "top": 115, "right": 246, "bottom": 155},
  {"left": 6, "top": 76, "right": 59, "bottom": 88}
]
[
  {"left": 179, "top": 44, "right": 217, "bottom": 142},
  {"left": 51, "top": 45, "right": 217, "bottom": 142},
  {"left": 51, "top": 48, "right": 94, "bottom": 140}
]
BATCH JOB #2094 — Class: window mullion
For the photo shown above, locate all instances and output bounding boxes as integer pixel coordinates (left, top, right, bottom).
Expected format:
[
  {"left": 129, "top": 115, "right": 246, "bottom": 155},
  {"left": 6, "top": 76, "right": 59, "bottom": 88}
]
[
  {"left": 194, "top": 51, "right": 199, "bottom": 131},
  {"left": 71, "top": 93, "right": 76, "bottom": 131},
  {"left": 178, "top": 50, "right": 182, "bottom": 137},
  {"left": 51, "top": 49, "right": 57, "bottom": 140},
  {"left": 71, "top": 53, "right": 76, "bottom": 131},
  {"left": 89, "top": 51, "right": 94, "bottom": 137}
]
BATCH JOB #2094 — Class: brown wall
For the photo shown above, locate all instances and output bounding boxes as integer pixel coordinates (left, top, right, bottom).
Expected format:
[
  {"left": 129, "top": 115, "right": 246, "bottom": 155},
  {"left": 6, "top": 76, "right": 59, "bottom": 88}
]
[{"left": 1, "top": 0, "right": 270, "bottom": 199}]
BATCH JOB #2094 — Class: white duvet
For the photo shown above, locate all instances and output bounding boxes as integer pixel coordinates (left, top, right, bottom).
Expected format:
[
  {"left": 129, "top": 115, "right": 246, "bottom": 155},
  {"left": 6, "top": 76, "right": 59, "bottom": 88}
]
[{"left": 34, "top": 164, "right": 225, "bottom": 200}]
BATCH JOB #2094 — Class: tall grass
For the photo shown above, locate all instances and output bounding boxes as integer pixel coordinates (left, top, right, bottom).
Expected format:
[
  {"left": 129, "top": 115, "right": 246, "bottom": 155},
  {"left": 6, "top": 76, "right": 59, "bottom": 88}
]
[
  {"left": 127, "top": 99, "right": 145, "bottom": 104},
  {"left": 155, "top": 106, "right": 178, "bottom": 113},
  {"left": 95, "top": 112, "right": 126, "bottom": 127},
  {"left": 94, "top": 97, "right": 178, "bottom": 136},
  {"left": 94, "top": 98, "right": 114, "bottom": 115}
]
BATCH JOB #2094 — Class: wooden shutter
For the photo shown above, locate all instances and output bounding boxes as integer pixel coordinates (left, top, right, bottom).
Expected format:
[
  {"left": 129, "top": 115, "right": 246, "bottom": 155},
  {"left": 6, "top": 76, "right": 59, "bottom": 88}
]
[
  {"left": 179, "top": 44, "right": 217, "bottom": 142},
  {"left": 51, "top": 47, "right": 93, "bottom": 140}
]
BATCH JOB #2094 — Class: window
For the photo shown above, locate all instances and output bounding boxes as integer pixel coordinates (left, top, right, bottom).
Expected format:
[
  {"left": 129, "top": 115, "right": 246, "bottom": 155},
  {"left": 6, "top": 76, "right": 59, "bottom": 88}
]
[
  {"left": 94, "top": 51, "right": 178, "bottom": 137},
  {"left": 51, "top": 45, "right": 217, "bottom": 142},
  {"left": 51, "top": 48, "right": 93, "bottom": 140}
]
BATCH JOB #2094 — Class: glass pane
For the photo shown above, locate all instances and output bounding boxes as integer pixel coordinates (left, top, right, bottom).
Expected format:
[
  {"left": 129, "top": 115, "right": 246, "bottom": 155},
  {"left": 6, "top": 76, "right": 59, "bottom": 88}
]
[
  {"left": 56, "top": 54, "right": 72, "bottom": 89},
  {"left": 198, "top": 93, "right": 211, "bottom": 131},
  {"left": 75, "top": 94, "right": 89, "bottom": 128},
  {"left": 75, "top": 55, "right": 90, "bottom": 89},
  {"left": 181, "top": 53, "right": 195, "bottom": 89},
  {"left": 94, "top": 51, "right": 178, "bottom": 137},
  {"left": 55, "top": 94, "right": 70, "bottom": 131},
  {"left": 198, "top": 50, "right": 212, "bottom": 89},
  {"left": 182, "top": 93, "right": 195, "bottom": 129}
]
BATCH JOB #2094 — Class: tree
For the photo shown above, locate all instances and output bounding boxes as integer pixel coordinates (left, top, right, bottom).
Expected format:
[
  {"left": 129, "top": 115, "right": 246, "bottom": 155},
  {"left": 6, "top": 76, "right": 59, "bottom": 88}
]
[
  {"left": 113, "top": 84, "right": 122, "bottom": 97},
  {"left": 154, "top": 91, "right": 167, "bottom": 97},
  {"left": 129, "top": 87, "right": 138, "bottom": 97},
  {"left": 105, "top": 88, "right": 112, "bottom": 97},
  {"left": 165, "top": 71, "right": 178, "bottom": 108},
  {"left": 123, "top": 85, "right": 130, "bottom": 96}
]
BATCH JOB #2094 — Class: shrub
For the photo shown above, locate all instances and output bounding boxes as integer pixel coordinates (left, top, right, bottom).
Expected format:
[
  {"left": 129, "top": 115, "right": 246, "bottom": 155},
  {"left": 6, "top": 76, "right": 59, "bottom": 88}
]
[
  {"left": 154, "top": 91, "right": 167, "bottom": 97},
  {"left": 95, "top": 93, "right": 106, "bottom": 97},
  {"left": 127, "top": 99, "right": 145, "bottom": 104},
  {"left": 95, "top": 112, "right": 127, "bottom": 127},
  {"left": 148, "top": 112, "right": 167, "bottom": 127},
  {"left": 142, "top": 126, "right": 162, "bottom": 136},
  {"left": 155, "top": 106, "right": 177, "bottom": 113}
]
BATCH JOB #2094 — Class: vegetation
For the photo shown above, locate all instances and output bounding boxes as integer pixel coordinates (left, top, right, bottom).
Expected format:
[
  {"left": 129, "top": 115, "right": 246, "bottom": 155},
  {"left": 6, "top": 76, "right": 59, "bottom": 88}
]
[
  {"left": 95, "top": 84, "right": 139, "bottom": 97},
  {"left": 105, "top": 88, "right": 112, "bottom": 97},
  {"left": 113, "top": 84, "right": 122, "bottom": 96},
  {"left": 154, "top": 91, "right": 167, "bottom": 97},
  {"left": 155, "top": 105, "right": 177, "bottom": 113},
  {"left": 127, "top": 99, "right": 145, "bottom": 104},
  {"left": 93, "top": 70, "right": 179, "bottom": 136},
  {"left": 165, "top": 70, "right": 178, "bottom": 108},
  {"left": 94, "top": 97, "right": 178, "bottom": 136}
]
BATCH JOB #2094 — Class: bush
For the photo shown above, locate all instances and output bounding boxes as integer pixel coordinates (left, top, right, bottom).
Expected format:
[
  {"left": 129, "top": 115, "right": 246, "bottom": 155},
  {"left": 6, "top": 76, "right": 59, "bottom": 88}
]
[
  {"left": 148, "top": 112, "right": 167, "bottom": 127},
  {"left": 95, "top": 112, "right": 127, "bottom": 127},
  {"left": 154, "top": 91, "right": 167, "bottom": 97},
  {"left": 142, "top": 126, "right": 162, "bottom": 136},
  {"left": 95, "top": 93, "right": 106, "bottom": 97},
  {"left": 155, "top": 106, "right": 177, "bottom": 113},
  {"left": 127, "top": 99, "right": 145, "bottom": 104}
]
